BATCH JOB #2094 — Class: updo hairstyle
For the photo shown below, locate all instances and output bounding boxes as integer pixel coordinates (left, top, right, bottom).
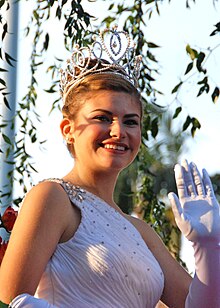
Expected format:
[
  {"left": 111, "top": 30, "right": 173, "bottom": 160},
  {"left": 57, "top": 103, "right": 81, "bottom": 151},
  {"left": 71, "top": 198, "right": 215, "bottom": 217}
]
[{"left": 62, "top": 58, "right": 141, "bottom": 120}]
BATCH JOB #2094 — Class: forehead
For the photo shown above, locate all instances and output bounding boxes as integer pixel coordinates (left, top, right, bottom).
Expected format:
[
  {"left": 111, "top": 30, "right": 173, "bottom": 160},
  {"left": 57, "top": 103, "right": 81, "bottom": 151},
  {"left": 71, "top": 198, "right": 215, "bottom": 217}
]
[{"left": 81, "top": 90, "right": 141, "bottom": 115}]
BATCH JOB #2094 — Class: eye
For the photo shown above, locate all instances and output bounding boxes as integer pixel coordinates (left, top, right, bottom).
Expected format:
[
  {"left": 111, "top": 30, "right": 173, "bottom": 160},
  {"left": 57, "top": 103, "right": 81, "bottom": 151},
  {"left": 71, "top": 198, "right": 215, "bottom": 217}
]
[
  {"left": 94, "top": 115, "right": 111, "bottom": 123},
  {"left": 124, "top": 119, "right": 139, "bottom": 126}
]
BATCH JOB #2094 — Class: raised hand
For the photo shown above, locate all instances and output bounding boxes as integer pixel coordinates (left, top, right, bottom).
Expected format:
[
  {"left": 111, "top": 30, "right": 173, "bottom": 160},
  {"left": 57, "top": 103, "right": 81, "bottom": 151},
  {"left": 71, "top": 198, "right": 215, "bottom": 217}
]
[{"left": 168, "top": 159, "right": 220, "bottom": 243}]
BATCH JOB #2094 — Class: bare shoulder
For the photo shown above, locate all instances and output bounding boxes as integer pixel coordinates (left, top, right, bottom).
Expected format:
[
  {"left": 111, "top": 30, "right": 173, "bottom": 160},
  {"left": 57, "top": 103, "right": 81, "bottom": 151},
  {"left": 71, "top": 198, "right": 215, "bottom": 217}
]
[
  {"left": 20, "top": 180, "right": 80, "bottom": 242},
  {"left": 21, "top": 180, "right": 70, "bottom": 208},
  {"left": 19, "top": 181, "right": 66, "bottom": 228}
]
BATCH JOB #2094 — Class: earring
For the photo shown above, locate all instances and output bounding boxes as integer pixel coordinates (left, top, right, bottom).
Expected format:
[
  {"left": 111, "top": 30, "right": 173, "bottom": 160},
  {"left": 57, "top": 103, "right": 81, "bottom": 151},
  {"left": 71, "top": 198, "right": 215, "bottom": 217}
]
[{"left": 66, "top": 136, "right": 73, "bottom": 144}]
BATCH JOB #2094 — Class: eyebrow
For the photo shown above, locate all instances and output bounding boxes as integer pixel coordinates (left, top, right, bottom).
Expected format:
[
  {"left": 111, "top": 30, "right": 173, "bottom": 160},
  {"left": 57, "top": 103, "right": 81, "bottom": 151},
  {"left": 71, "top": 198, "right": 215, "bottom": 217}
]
[{"left": 91, "top": 109, "right": 140, "bottom": 118}]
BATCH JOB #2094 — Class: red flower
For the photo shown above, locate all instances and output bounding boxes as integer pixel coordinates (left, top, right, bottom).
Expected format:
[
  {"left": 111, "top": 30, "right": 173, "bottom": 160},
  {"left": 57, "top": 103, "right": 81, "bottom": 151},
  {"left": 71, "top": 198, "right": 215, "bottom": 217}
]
[
  {"left": 0, "top": 236, "right": 8, "bottom": 265},
  {"left": 1, "top": 206, "right": 18, "bottom": 232}
]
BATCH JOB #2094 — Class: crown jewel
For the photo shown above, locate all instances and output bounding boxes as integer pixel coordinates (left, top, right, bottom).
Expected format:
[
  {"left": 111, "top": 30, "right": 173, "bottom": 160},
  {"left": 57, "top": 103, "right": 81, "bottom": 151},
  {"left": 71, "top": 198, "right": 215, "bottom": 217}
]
[{"left": 59, "top": 25, "right": 142, "bottom": 97}]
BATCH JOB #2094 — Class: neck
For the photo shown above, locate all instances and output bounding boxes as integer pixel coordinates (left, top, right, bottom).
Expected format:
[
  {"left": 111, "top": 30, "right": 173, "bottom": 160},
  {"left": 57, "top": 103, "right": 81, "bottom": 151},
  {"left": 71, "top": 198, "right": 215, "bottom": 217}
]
[{"left": 63, "top": 166, "right": 120, "bottom": 208}]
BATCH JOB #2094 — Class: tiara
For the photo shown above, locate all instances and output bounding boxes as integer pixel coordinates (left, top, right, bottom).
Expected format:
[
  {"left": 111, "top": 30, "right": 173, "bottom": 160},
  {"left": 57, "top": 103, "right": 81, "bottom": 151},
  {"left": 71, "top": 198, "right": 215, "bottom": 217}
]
[{"left": 59, "top": 25, "right": 142, "bottom": 97}]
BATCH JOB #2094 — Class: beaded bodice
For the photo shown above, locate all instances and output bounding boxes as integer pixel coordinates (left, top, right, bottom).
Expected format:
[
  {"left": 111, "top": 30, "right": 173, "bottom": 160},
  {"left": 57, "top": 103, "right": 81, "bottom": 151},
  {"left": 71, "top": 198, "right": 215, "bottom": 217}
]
[{"left": 35, "top": 179, "right": 164, "bottom": 307}]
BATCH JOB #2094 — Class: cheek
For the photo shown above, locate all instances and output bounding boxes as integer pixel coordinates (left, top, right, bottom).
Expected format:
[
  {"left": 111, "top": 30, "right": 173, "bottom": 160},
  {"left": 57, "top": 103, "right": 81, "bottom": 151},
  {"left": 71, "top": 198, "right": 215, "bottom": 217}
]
[
  {"left": 134, "top": 128, "right": 141, "bottom": 143},
  {"left": 135, "top": 137, "right": 141, "bottom": 151},
  {"left": 130, "top": 130, "right": 141, "bottom": 152},
  {"left": 90, "top": 123, "right": 109, "bottom": 136},
  {"left": 78, "top": 125, "right": 106, "bottom": 146},
  {"left": 87, "top": 127, "right": 102, "bottom": 142}
]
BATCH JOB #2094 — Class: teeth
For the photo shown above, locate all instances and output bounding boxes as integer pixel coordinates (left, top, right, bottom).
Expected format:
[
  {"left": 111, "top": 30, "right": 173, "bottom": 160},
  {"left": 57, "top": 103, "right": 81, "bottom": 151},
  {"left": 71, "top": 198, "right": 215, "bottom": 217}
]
[{"left": 104, "top": 144, "right": 126, "bottom": 151}]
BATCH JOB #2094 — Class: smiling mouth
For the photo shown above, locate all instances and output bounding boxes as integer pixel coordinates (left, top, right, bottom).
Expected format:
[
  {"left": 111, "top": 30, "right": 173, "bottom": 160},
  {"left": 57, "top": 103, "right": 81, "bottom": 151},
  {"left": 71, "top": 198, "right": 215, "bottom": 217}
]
[{"left": 100, "top": 143, "right": 128, "bottom": 151}]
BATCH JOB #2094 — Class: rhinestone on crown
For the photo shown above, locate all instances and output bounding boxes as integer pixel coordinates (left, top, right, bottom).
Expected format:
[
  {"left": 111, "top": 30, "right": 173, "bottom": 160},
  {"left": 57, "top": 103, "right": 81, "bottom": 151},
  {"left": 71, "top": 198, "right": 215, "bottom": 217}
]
[{"left": 59, "top": 25, "right": 142, "bottom": 97}]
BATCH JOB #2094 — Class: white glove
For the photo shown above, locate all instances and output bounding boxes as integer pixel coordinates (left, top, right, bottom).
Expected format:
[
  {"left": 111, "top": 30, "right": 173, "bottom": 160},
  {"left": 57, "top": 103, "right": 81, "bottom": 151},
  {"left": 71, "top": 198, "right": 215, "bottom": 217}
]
[
  {"left": 9, "top": 294, "right": 58, "bottom": 308},
  {"left": 168, "top": 160, "right": 220, "bottom": 308}
]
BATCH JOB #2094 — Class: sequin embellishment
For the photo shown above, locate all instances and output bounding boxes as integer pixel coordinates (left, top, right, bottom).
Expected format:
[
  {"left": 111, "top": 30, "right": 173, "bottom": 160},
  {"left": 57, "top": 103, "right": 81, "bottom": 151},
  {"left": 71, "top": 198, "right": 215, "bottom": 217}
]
[{"left": 43, "top": 178, "right": 86, "bottom": 202}]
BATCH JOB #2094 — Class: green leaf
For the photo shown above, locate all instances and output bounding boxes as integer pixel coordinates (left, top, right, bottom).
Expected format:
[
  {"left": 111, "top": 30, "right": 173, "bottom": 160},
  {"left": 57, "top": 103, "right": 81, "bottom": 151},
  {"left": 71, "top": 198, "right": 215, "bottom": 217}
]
[
  {"left": 108, "top": 3, "right": 114, "bottom": 10},
  {"left": 0, "top": 78, "right": 6, "bottom": 86},
  {"left": 62, "top": 0, "right": 68, "bottom": 6},
  {"left": 102, "top": 16, "right": 116, "bottom": 26},
  {"left": 151, "top": 117, "right": 158, "bottom": 138},
  {"left": 146, "top": 50, "right": 157, "bottom": 62},
  {"left": 196, "top": 52, "right": 206, "bottom": 73},
  {"left": 5, "top": 160, "right": 15, "bottom": 165},
  {"left": 31, "top": 134, "right": 37, "bottom": 143},
  {"left": 182, "top": 116, "right": 191, "bottom": 131},
  {"left": 3, "top": 96, "right": 11, "bottom": 110},
  {"left": 48, "top": 0, "right": 55, "bottom": 6},
  {"left": 147, "top": 42, "right": 160, "bottom": 48},
  {"left": 56, "top": 6, "right": 62, "bottom": 19},
  {"left": 33, "top": 10, "right": 39, "bottom": 21},
  {"left": 184, "top": 62, "right": 193, "bottom": 75},
  {"left": 186, "top": 44, "right": 198, "bottom": 60},
  {"left": 42, "top": 33, "right": 50, "bottom": 51},
  {"left": 210, "top": 22, "right": 220, "bottom": 36},
  {"left": 145, "top": 73, "right": 155, "bottom": 82},
  {"left": 33, "top": 61, "right": 43, "bottom": 67},
  {"left": 192, "top": 117, "right": 201, "bottom": 129},
  {"left": 210, "top": 29, "right": 218, "bottom": 36},
  {"left": 2, "top": 22, "right": 8, "bottom": 41},
  {"left": 44, "top": 84, "right": 56, "bottom": 93},
  {"left": 197, "top": 76, "right": 208, "bottom": 85},
  {"left": 191, "top": 117, "right": 201, "bottom": 137},
  {"left": 197, "top": 84, "right": 209, "bottom": 97},
  {"left": 117, "top": 4, "right": 127, "bottom": 14},
  {"left": 0, "top": 67, "right": 8, "bottom": 72},
  {"left": 171, "top": 81, "right": 183, "bottom": 94},
  {"left": 0, "top": 0, "right": 6, "bottom": 9},
  {"left": 211, "top": 87, "right": 220, "bottom": 103},
  {"left": 2, "top": 133, "right": 12, "bottom": 145},
  {"left": 5, "top": 52, "right": 16, "bottom": 66},
  {"left": 173, "top": 107, "right": 182, "bottom": 119},
  {"left": 28, "top": 164, "right": 38, "bottom": 173}
]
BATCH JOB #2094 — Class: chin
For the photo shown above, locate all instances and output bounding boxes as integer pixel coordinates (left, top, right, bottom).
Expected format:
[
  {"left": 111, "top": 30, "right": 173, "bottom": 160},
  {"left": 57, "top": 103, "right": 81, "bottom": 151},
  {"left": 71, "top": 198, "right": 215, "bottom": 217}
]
[
  {"left": 95, "top": 154, "right": 136, "bottom": 172},
  {"left": 103, "top": 161, "right": 133, "bottom": 172}
]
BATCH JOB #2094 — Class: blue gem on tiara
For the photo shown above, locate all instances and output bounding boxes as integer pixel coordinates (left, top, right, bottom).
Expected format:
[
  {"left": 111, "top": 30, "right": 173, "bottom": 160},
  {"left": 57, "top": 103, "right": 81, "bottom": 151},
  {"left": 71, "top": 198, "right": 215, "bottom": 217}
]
[{"left": 59, "top": 25, "right": 142, "bottom": 97}]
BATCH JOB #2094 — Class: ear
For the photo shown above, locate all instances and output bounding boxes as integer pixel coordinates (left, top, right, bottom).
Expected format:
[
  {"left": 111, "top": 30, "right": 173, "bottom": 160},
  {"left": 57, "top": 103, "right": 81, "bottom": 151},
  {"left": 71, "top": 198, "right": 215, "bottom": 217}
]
[{"left": 60, "top": 118, "right": 74, "bottom": 143}]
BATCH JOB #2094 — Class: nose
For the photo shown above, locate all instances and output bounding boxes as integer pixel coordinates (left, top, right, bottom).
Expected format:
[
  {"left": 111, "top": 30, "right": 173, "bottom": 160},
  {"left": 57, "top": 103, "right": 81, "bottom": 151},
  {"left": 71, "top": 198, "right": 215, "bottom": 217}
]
[{"left": 109, "top": 121, "right": 125, "bottom": 139}]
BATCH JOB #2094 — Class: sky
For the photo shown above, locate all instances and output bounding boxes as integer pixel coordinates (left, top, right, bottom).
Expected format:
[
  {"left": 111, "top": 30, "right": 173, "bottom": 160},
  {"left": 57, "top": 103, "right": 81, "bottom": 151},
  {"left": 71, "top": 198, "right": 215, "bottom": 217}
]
[
  {"left": 145, "top": 0, "right": 220, "bottom": 176},
  {"left": 3, "top": 0, "right": 220, "bottom": 272}
]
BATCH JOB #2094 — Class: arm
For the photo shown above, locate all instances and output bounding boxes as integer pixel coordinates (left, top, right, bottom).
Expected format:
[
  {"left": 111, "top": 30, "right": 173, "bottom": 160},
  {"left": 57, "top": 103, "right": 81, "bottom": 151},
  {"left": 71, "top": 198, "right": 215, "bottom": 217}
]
[
  {"left": 0, "top": 181, "right": 73, "bottom": 305},
  {"left": 168, "top": 160, "right": 220, "bottom": 308}
]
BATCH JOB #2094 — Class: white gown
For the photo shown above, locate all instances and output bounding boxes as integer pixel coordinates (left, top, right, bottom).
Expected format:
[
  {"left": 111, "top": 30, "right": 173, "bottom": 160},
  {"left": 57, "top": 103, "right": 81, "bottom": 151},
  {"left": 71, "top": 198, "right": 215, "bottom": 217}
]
[{"left": 35, "top": 179, "right": 164, "bottom": 307}]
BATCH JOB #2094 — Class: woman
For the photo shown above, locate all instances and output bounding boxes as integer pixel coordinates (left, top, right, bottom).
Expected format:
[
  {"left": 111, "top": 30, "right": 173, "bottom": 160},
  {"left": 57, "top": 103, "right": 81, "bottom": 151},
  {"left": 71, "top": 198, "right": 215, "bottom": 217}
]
[{"left": 0, "top": 27, "right": 219, "bottom": 307}]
